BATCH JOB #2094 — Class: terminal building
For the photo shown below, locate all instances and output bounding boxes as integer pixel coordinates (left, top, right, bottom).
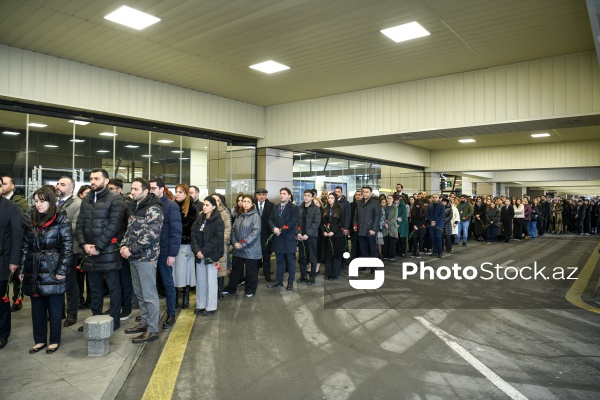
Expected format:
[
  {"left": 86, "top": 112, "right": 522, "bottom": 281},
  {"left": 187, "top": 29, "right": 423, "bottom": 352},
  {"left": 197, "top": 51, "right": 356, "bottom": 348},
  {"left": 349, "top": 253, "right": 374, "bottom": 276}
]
[{"left": 0, "top": 1, "right": 599, "bottom": 399}]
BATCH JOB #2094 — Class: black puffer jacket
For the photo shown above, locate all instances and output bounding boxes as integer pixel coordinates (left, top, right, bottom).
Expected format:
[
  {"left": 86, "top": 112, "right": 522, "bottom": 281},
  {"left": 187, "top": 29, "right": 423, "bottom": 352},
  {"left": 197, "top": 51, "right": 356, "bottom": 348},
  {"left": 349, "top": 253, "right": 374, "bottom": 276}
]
[
  {"left": 191, "top": 211, "right": 224, "bottom": 264},
  {"left": 76, "top": 186, "right": 126, "bottom": 272},
  {"left": 19, "top": 210, "right": 73, "bottom": 297}
]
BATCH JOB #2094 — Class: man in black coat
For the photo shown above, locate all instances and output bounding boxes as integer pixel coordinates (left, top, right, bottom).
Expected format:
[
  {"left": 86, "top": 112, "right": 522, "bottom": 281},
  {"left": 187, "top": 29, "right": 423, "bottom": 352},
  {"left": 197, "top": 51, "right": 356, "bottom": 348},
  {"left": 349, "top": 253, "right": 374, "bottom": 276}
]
[
  {"left": 575, "top": 198, "right": 587, "bottom": 235},
  {"left": 267, "top": 188, "right": 299, "bottom": 290},
  {"left": 76, "top": 168, "right": 126, "bottom": 331},
  {"left": 0, "top": 177, "right": 23, "bottom": 349},
  {"left": 297, "top": 190, "right": 321, "bottom": 284},
  {"left": 255, "top": 188, "right": 275, "bottom": 282},
  {"left": 353, "top": 186, "right": 382, "bottom": 263}
]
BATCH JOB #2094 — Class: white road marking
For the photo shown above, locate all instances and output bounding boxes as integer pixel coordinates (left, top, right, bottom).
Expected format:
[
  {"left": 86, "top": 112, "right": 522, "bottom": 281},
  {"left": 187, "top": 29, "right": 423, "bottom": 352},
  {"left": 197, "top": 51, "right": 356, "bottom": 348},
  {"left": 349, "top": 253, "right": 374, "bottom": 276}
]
[{"left": 415, "top": 316, "right": 529, "bottom": 400}]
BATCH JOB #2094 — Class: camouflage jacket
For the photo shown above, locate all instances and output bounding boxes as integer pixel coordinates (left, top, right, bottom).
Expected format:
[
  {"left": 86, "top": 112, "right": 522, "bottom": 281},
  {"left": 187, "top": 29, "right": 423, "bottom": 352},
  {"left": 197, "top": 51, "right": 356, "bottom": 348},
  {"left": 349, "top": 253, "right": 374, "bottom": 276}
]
[{"left": 122, "top": 194, "right": 164, "bottom": 262}]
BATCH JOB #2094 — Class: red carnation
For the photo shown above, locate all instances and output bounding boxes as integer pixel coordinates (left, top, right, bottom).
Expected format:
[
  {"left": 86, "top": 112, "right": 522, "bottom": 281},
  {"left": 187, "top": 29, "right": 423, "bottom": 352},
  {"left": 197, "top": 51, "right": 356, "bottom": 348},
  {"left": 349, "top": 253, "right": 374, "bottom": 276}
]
[
  {"left": 33, "top": 294, "right": 39, "bottom": 298},
  {"left": 282, "top": 225, "right": 289, "bottom": 230},
  {"left": 240, "top": 240, "right": 247, "bottom": 244},
  {"left": 111, "top": 237, "right": 118, "bottom": 244},
  {"left": 1, "top": 296, "right": 9, "bottom": 303}
]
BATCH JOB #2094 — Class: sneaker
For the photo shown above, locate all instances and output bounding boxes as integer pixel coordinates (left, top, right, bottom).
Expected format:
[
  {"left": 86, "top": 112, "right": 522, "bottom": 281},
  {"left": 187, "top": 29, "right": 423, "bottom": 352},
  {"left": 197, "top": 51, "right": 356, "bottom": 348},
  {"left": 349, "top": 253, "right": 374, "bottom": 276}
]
[
  {"left": 244, "top": 293, "right": 254, "bottom": 298},
  {"left": 425, "top": 252, "right": 433, "bottom": 256},
  {"left": 462, "top": 242, "right": 467, "bottom": 246},
  {"left": 297, "top": 277, "right": 309, "bottom": 283},
  {"left": 389, "top": 258, "right": 395, "bottom": 261},
  {"left": 411, "top": 254, "right": 421, "bottom": 259},
  {"left": 120, "top": 311, "right": 133, "bottom": 321},
  {"left": 221, "top": 291, "right": 234, "bottom": 295}
]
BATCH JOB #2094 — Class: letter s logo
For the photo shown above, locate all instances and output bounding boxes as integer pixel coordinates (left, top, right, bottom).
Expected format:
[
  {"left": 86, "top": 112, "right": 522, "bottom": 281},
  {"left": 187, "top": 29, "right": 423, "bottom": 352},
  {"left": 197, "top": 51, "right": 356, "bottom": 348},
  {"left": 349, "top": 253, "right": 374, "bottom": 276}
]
[{"left": 348, "top": 258, "right": 385, "bottom": 290}]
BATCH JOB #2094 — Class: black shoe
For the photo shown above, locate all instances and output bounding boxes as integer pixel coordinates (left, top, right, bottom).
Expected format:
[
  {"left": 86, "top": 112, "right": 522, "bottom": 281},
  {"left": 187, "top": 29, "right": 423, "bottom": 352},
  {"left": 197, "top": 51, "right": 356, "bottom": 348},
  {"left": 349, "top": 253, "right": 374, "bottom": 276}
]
[
  {"left": 438, "top": 253, "right": 442, "bottom": 258},
  {"left": 162, "top": 315, "right": 176, "bottom": 329},
  {"left": 79, "top": 302, "right": 90, "bottom": 310},
  {"left": 28, "top": 343, "right": 46, "bottom": 353},
  {"left": 182, "top": 286, "right": 190, "bottom": 309},
  {"left": 307, "top": 278, "right": 315, "bottom": 285},
  {"left": 286, "top": 284, "right": 293, "bottom": 291},
  {"left": 0, "top": 338, "right": 7, "bottom": 349},
  {"left": 268, "top": 283, "right": 284, "bottom": 288},
  {"left": 265, "top": 276, "right": 272, "bottom": 283},
  {"left": 77, "top": 326, "right": 84, "bottom": 332},
  {"left": 120, "top": 311, "right": 133, "bottom": 321},
  {"left": 194, "top": 308, "right": 205, "bottom": 314},
  {"left": 201, "top": 310, "right": 216, "bottom": 316},
  {"left": 135, "top": 315, "right": 142, "bottom": 322},
  {"left": 102, "top": 309, "right": 110, "bottom": 315},
  {"left": 132, "top": 331, "right": 159, "bottom": 344},
  {"left": 46, "top": 344, "right": 60, "bottom": 354},
  {"left": 10, "top": 302, "right": 22, "bottom": 312},
  {"left": 297, "top": 277, "right": 309, "bottom": 283},
  {"left": 64, "top": 315, "right": 77, "bottom": 327},
  {"left": 462, "top": 242, "right": 467, "bottom": 246}
]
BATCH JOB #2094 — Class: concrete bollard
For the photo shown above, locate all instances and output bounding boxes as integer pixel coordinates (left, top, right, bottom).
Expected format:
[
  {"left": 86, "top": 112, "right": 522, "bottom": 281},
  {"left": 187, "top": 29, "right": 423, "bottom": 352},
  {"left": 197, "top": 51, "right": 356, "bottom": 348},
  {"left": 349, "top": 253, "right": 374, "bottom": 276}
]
[{"left": 83, "top": 315, "right": 114, "bottom": 356}]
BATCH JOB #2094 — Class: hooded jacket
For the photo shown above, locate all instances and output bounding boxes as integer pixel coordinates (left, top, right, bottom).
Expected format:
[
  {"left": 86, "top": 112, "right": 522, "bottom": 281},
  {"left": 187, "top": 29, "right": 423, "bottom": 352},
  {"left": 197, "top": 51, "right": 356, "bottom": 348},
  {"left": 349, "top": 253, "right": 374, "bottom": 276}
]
[
  {"left": 122, "top": 194, "right": 164, "bottom": 262},
  {"left": 231, "top": 209, "right": 262, "bottom": 260},
  {"left": 19, "top": 210, "right": 72, "bottom": 297}
]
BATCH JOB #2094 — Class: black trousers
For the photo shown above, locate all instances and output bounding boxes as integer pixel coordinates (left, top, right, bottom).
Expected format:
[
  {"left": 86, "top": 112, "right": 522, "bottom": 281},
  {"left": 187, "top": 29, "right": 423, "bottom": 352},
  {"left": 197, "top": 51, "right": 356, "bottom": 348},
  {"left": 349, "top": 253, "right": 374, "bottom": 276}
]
[
  {"left": 410, "top": 229, "right": 424, "bottom": 255},
  {"left": 64, "top": 255, "right": 80, "bottom": 316},
  {"left": 120, "top": 259, "right": 133, "bottom": 313},
  {"left": 88, "top": 270, "right": 121, "bottom": 330},
  {"left": 443, "top": 234, "right": 453, "bottom": 252},
  {"left": 383, "top": 235, "right": 397, "bottom": 259},
  {"left": 261, "top": 249, "right": 272, "bottom": 277},
  {"left": 325, "top": 258, "right": 341, "bottom": 278},
  {"left": 227, "top": 257, "right": 260, "bottom": 295},
  {"left": 31, "top": 294, "right": 63, "bottom": 345},
  {"left": 350, "top": 232, "right": 360, "bottom": 258},
  {"left": 298, "top": 236, "right": 318, "bottom": 279},
  {"left": 514, "top": 219, "right": 524, "bottom": 239},
  {"left": 77, "top": 256, "right": 91, "bottom": 303},
  {"left": 396, "top": 236, "right": 407, "bottom": 256},
  {"left": 0, "top": 280, "right": 11, "bottom": 340}
]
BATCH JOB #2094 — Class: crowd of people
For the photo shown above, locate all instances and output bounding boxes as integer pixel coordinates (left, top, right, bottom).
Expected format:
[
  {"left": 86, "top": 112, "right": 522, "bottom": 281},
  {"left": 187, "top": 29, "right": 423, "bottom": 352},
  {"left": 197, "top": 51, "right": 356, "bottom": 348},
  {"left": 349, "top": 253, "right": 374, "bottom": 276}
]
[{"left": 0, "top": 173, "right": 598, "bottom": 354}]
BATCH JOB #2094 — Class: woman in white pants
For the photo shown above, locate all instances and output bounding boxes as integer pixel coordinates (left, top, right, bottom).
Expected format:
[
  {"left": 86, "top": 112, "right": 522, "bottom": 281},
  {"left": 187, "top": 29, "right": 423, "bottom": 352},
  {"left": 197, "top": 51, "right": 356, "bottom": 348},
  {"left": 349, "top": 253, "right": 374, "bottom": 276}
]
[{"left": 191, "top": 197, "right": 224, "bottom": 316}]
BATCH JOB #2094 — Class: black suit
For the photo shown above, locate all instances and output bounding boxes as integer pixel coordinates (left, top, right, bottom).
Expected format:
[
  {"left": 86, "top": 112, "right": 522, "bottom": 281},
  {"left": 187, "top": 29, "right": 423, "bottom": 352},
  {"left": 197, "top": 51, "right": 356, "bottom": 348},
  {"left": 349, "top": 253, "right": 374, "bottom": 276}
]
[
  {"left": 0, "top": 197, "right": 23, "bottom": 341},
  {"left": 256, "top": 199, "right": 274, "bottom": 278}
]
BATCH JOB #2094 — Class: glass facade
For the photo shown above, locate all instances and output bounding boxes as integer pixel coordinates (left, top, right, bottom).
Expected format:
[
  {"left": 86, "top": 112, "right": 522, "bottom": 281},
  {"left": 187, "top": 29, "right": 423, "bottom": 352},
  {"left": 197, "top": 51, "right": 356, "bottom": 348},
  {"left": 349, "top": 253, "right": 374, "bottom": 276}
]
[
  {"left": 292, "top": 151, "right": 424, "bottom": 201},
  {"left": 0, "top": 108, "right": 255, "bottom": 206}
]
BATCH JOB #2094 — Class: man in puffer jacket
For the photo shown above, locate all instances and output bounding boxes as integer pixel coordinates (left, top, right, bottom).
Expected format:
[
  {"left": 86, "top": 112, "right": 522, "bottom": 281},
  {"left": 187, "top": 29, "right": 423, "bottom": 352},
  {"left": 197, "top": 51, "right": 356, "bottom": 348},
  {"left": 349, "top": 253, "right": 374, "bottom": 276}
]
[
  {"left": 120, "top": 178, "right": 163, "bottom": 344},
  {"left": 76, "top": 168, "right": 126, "bottom": 331}
]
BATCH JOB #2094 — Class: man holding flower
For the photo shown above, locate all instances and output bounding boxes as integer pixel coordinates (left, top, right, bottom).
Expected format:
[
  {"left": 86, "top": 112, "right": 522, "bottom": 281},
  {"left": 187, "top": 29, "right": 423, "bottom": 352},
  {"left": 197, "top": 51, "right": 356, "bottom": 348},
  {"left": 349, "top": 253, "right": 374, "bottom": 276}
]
[{"left": 268, "top": 188, "right": 299, "bottom": 291}]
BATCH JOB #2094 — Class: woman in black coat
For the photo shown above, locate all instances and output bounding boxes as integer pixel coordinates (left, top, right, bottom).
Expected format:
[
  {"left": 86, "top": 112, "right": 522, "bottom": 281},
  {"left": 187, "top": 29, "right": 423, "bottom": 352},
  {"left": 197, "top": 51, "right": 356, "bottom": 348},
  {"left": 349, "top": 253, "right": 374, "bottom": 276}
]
[
  {"left": 410, "top": 200, "right": 427, "bottom": 258},
  {"left": 191, "top": 196, "right": 224, "bottom": 316},
  {"left": 19, "top": 187, "right": 72, "bottom": 354},
  {"left": 321, "top": 194, "right": 345, "bottom": 280},
  {"left": 500, "top": 199, "right": 514, "bottom": 243}
]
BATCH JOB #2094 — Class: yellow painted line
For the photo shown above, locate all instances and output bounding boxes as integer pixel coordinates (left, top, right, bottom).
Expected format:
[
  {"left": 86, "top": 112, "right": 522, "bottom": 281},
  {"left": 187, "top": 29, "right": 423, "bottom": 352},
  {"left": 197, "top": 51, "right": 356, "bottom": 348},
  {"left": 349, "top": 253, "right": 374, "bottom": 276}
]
[
  {"left": 565, "top": 243, "right": 600, "bottom": 314},
  {"left": 142, "top": 294, "right": 196, "bottom": 400}
]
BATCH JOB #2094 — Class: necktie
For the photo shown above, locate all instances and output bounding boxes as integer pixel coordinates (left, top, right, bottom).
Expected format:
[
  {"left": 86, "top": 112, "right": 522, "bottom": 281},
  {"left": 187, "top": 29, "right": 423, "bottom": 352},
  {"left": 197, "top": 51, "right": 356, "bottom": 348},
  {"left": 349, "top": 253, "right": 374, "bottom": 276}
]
[
  {"left": 280, "top": 205, "right": 285, "bottom": 217},
  {"left": 57, "top": 199, "right": 65, "bottom": 207},
  {"left": 260, "top": 203, "right": 263, "bottom": 216}
]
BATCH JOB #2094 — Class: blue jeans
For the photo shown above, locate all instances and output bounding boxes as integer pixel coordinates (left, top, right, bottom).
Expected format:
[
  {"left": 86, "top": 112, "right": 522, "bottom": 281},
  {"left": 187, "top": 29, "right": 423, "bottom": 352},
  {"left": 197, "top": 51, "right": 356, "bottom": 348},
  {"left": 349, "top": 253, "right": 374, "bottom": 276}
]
[
  {"left": 456, "top": 221, "right": 470, "bottom": 244},
  {"left": 528, "top": 220, "right": 538, "bottom": 238},
  {"left": 275, "top": 252, "right": 296, "bottom": 285},
  {"left": 157, "top": 253, "right": 176, "bottom": 316},
  {"left": 486, "top": 225, "right": 498, "bottom": 242},
  {"left": 130, "top": 260, "right": 160, "bottom": 333},
  {"left": 428, "top": 226, "right": 443, "bottom": 255}
]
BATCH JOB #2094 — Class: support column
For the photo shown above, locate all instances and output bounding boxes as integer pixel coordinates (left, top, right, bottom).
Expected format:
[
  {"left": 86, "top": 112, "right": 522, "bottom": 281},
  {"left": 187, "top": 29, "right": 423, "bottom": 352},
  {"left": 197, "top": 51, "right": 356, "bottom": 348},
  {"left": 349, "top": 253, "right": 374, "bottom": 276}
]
[{"left": 257, "top": 148, "right": 293, "bottom": 202}]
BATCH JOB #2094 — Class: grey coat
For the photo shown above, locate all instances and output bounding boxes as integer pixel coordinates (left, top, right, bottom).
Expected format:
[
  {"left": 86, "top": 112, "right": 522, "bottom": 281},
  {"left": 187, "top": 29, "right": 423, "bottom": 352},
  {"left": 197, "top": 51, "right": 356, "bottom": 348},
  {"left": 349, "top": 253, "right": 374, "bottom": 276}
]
[
  {"left": 231, "top": 209, "right": 262, "bottom": 260},
  {"left": 354, "top": 197, "right": 383, "bottom": 236},
  {"left": 297, "top": 202, "right": 321, "bottom": 237},
  {"left": 58, "top": 195, "right": 82, "bottom": 254}
]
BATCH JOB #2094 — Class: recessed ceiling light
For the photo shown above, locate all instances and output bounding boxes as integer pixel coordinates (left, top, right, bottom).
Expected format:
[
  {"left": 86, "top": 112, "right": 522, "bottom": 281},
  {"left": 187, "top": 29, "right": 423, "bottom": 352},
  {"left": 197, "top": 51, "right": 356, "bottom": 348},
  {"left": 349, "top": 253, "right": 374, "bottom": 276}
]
[
  {"left": 29, "top": 123, "right": 48, "bottom": 128},
  {"left": 157, "top": 140, "right": 174, "bottom": 143},
  {"left": 104, "top": 6, "right": 161, "bottom": 30},
  {"left": 531, "top": 133, "right": 551, "bottom": 138},
  {"left": 381, "top": 21, "right": 430, "bottom": 43},
  {"left": 70, "top": 139, "right": 85, "bottom": 143},
  {"left": 204, "top": 146, "right": 208, "bottom": 149},
  {"left": 171, "top": 150, "right": 184, "bottom": 153},
  {"left": 97, "top": 150, "right": 110, "bottom": 153},
  {"left": 68, "top": 120, "right": 90, "bottom": 125},
  {"left": 249, "top": 60, "right": 290, "bottom": 74},
  {"left": 294, "top": 152, "right": 307, "bottom": 156},
  {"left": 99, "top": 132, "right": 117, "bottom": 137},
  {"left": 458, "top": 139, "right": 476, "bottom": 143},
  {"left": 125, "top": 145, "right": 140, "bottom": 148},
  {"left": 141, "top": 154, "right": 152, "bottom": 157},
  {"left": 44, "top": 144, "right": 58, "bottom": 148},
  {"left": 2, "top": 131, "right": 20, "bottom": 135}
]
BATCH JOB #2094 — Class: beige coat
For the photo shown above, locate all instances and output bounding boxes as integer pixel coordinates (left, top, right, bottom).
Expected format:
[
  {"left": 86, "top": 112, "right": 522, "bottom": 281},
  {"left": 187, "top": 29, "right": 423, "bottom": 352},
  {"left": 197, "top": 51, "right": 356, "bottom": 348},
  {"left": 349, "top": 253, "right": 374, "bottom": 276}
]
[{"left": 217, "top": 204, "right": 231, "bottom": 277}]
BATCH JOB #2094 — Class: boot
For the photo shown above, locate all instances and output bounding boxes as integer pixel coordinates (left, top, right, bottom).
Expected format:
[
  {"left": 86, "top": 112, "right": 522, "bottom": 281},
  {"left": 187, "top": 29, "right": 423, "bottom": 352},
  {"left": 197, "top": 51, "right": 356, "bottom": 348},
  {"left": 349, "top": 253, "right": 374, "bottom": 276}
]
[
  {"left": 175, "top": 289, "right": 180, "bottom": 309},
  {"left": 182, "top": 286, "right": 190, "bottom": 309},
  {"left": 218, "top": 277, "right": 225, "bottom": 299}
]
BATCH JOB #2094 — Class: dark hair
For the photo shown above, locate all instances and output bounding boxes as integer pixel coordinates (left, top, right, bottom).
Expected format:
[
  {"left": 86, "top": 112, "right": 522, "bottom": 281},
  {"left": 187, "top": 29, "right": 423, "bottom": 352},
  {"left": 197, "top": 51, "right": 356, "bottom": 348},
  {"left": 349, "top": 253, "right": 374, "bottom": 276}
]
[
  {"left": 59, "top": 176, "right": 75, "bottom": 189},
  {"left": 204, "top": 196, "right": 217, "bottom": 208},
  {"left": 241, "top": 194, "right": 256, "bottom": 213},
  {"left": 310, "top": 189, "right": 318, "bottom": 197},
  {"left": 32, "top": 186, "right": 57, "bottom": 227},
  {"left": 303, "top": 189, "right": 314, "bottom": 196},
  {"left": 323, "top": 193, "right": 343, "bottom": 219},
  {"left": 396, "top": 183, "right": 403, "bottom": 189},
  {"left": 190, "top": 185, "right": 199, "bottom": 193},
  {"left": 91, "top": 168, "right": 109, "bottom": 179},
  {"left": 1, "top": 176, "right": 13, "bottom": 185},
  {"left": 362, "top": 186, "right": 372, "bottom": 192},
  {"left": 334, "top": 186, "right": 343, "bottom": 192},
  {"left": 280, "top": 187, "right": 292, "bottom": 196},
  {"left": 132, "top": 177, "right": 150, "bottom": 192},
  {"left": 410, "top": 200, "right": 426, "bottom": 218},
  {"left": 149, "top": 178, "right": 165, "bottom": 189},
  {"left": 108, "top": 178, "right": 123, "bottom": 189},
  {"left": 77, "top": 185, "right": 91, "bottom": 198},
  {"left": 210, "top": 192, "right": 227, "bottom": 208}
]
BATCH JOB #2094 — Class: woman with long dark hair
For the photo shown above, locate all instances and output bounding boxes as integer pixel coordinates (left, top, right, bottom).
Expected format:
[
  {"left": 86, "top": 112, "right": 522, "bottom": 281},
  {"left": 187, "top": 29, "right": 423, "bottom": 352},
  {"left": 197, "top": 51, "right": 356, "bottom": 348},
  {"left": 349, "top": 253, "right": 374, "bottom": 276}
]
[
  {"left": 191, "top": 196, "right": 224, "bottom": 316},
  {"left": 172, "top": 184, "right": 198, "bottom": 309},
  {"left": 410, "top": 200, "right": 427, "bottom": 258},
  {"left": 321, "top": 193, "right": 345, "bottom": 280},
  {"left": 513, "top": 198, "right": 524, "bottom": 240},
  {"left": 19, "top": 186, "right": 72, "bottom": 354}
]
